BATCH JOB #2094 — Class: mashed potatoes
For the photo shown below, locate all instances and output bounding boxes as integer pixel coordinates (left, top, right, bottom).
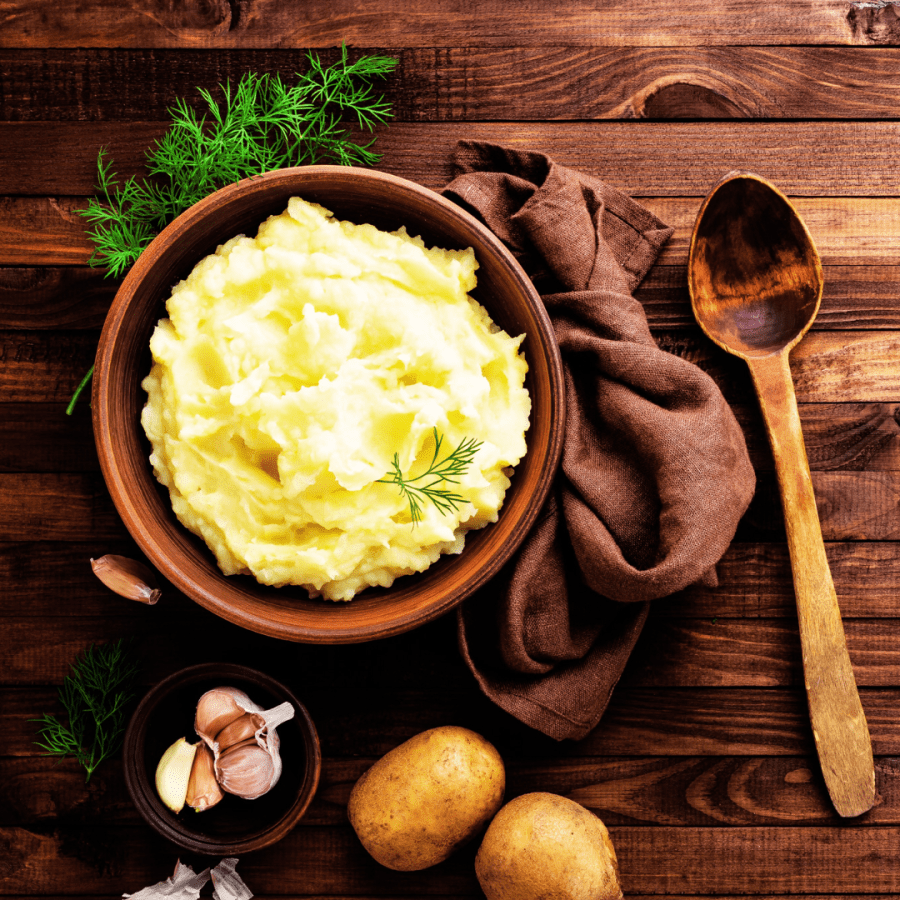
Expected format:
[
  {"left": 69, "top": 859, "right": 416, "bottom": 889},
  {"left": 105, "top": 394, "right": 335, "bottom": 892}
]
[{"left": 141, "top": 197, "right": 531, "bottom": 601}]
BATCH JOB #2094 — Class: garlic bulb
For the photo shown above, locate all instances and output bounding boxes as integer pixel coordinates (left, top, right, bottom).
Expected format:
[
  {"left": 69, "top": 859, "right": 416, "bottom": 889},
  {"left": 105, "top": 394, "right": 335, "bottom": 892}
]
[{"left": 194, "top": 686, "right": 295, "bottom": 800}]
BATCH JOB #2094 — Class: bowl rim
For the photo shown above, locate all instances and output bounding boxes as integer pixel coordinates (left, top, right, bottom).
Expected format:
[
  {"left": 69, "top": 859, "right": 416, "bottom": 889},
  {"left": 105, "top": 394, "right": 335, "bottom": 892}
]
[
  {"left": 122, "top": 662, "right": 322, "bottom": 855},
  {"left": 93, "top": 165, "right": 565, "bottom": 643}
]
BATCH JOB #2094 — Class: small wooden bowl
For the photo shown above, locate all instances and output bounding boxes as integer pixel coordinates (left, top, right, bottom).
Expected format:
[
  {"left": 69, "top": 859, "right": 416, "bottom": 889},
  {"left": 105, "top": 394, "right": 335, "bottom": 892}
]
[
  {"left": 123, "top": 663, "right": 321, "bottom": 856},
  {"left": 93, "top": 166, "right": 565, "bottom": 643}
]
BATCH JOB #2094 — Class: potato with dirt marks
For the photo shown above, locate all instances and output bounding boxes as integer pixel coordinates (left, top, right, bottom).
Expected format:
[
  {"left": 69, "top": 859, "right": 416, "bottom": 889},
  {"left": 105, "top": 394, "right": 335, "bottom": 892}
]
[
  {"left": 347, "top": 725, "right": 505, "bottom": 871},
  {"left": 475, "top": 792, "right": 623, "bottom": 900}
]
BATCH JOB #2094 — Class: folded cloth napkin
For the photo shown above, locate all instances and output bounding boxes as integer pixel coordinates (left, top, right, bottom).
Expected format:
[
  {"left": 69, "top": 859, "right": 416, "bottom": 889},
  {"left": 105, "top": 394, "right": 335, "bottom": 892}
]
[{"left": 442, "top": 142, "right": 756, "bottom": 741}]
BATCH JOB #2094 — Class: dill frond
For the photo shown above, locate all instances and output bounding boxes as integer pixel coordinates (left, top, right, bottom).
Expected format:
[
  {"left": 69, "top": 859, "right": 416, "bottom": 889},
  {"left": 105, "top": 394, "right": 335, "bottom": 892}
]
[
  {"left": 33, "top": 639, "right": 139, "bottom": 781},
  {"left": 80, "top": 48, "right": 397, "bottom": 277},
  {"left": 378, "top": 428, "right": 483, "bottom": 526}
]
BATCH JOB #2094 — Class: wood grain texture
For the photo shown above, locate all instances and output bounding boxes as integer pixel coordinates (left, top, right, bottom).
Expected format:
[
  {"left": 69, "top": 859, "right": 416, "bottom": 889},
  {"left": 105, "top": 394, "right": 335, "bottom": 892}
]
[
  {"left": 8, "top": 400, "right": 900, "bottom": 475},
  {"left": 9, "top": 263, "right": 900, "bottom": 332},
  {"left": 0, "top": 269, "right": 113, "bottom": 330},
  {"left": 0, "top": 0, "right": 884, "bottom": 49},
  {"left": 10, "top": 122, "right": 900, "bottom": 199},
  {"left": 6, "top": 47, "right": 900, "bottom": 122},
  {"left": 0, "top": 405, "right": 96, "bottom": 473},
  {"left": 12, "top": 685, "right": 900, "bottom": 758},
  {"left": 3, "top": 822, "right": 900, "bottom": 894},
  {"left": 673, "top": 541, "right": 900, "bottom": 617},
  {"left": 9, "top": 327, "right": 900, "bottom": 405},
  {"left": 8, "top": 754, "right": 900, "bottom": 828},
  {"left": 5, "top": 540, "right": 900, "bottom": 618},
  {"left": 8, "top": 193, "right": 900, "bottom": 271},
  {"left": 7, "top": 2, "right": 900, "bottom": 892},
  {"left": 638, "top": 265, "right": 900, "bottom": 331},
  {"left": 9, "top": 469, "right": 900, "bottom": 541},
  {"left": 5, "top": 614, "right": 900, "bottom": 689}
]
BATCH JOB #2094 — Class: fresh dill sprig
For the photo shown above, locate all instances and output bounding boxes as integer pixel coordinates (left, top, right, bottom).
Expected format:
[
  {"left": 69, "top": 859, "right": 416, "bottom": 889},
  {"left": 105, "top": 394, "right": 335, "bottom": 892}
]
[
  {"left": 66, "top": 46, "right": 398, "bottom": 414},
  {"left": 33, "top": 639, "right": 139, "bottom": 782},
  {"left": 80, "top": 46, "right": 398, "bottom": 279},
  {"left": 379, "top": 428, "right": 483, "bottom": 526}
]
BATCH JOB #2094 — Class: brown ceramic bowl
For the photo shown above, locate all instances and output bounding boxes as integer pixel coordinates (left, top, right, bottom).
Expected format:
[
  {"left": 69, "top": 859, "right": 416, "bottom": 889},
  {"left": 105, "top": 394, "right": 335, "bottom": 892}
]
[
  {"left": 122, "top": 663, "right": 321, "bottom": 856},
  {"left": 93, "top": 166, "right": 565, "bottom": 643}
]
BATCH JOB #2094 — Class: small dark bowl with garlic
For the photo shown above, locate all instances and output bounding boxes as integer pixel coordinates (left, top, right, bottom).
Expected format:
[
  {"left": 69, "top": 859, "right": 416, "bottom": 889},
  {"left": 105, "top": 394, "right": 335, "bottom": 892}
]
[{"left": 123, "top": 662, "right": 320, "bottom": 855}]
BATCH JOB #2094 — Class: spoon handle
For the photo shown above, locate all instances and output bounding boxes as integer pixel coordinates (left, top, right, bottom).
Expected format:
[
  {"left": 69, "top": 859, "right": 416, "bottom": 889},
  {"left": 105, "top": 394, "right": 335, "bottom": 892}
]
[{"left": 747, "top": 350, "right": 876, "bottom": 818}]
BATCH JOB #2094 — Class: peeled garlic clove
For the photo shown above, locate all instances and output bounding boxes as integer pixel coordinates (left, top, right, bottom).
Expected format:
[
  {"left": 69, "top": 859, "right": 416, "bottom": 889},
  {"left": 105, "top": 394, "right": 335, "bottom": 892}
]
[
  {"left": 194, "top": 687, "right": 254, "bottom": 746},
  {"left": 216, "top": 738, "right": 277, "bottom": 800},
  {"left": 215, "top": 711, "right": 265, "bottom": 751},
  {"left": 185, "top": 742, "right": 223, "bottom": 812},
  {"left": 91, "top": 554, "right": 161, "bottom": 605},
  {"left": 155, "top": 737, "right": 198, "bottom": 813}
]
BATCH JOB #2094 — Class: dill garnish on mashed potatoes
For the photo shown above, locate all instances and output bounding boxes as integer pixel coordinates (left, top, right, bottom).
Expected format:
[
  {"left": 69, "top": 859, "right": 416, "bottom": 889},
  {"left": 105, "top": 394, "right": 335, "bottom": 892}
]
[{"left": 141, "top": 197, "right": 531, "bottom": 601}]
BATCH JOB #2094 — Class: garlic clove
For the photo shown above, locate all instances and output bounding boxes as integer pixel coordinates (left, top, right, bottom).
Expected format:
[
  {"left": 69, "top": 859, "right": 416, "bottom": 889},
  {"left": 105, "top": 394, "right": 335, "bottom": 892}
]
[
  {"left": 216, "top": 738, "right": 277, "bottom": 800},
  {"left": 194, "top": 688, "right": 254, "bottom": 746},
  {"left": 215, "top": 711, "right": 265, "bottom": 752},
  {"left": 185, "top": 742, "right": 224, "bottom": 812},
  {"left": 155, "top": 737, "right": 198, "bottom": 813},
  {"left": 91, "top": 554, "right": 161, "bottom": 605}
]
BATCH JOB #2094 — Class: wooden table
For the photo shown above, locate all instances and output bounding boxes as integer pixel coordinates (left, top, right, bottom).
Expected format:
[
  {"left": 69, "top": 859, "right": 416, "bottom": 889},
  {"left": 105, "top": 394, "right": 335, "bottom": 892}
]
[{"left": 4, "top": 2, "right": 900, "bottom": 896}]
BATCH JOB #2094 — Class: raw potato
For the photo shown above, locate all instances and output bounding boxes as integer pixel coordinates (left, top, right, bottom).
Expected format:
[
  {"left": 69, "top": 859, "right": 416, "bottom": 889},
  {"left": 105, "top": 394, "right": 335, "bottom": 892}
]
[
  {"left": 475, "top": 792, "right": 623, "bottom": 900},
  {"left": 347, "top": 725, "right": 505, "bottom": 871}
]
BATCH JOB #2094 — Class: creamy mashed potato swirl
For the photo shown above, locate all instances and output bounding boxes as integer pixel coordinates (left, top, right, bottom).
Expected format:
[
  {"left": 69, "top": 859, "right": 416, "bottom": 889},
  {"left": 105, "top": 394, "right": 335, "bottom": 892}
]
[{"left": 141, "top": 197, "right": 531, "bottom": 601}]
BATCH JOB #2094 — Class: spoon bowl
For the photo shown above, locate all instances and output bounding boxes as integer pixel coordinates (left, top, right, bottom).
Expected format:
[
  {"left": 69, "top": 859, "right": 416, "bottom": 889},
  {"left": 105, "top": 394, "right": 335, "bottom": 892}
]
[
  {"left": 690, "top": 173, "right": 822, "bottom": 357},
  {"left": 689, "top": 172, "right": 875, "bottom": 818}
]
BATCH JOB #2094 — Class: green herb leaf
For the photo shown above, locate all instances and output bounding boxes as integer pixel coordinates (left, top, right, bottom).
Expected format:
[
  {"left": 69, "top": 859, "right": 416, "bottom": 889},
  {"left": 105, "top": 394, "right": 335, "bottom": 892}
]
[
  {"left": 378, "top": 428, "right": 483, "bottom": 526},
  {"left": 33, "top": 639, "right": 139, "bottom": 782}
]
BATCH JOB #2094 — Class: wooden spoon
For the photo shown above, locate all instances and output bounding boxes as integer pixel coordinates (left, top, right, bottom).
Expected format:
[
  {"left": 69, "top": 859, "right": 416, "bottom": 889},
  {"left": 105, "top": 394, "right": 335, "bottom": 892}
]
[{"left": 688, "top": 172, "right": 876, "bottom": 818}]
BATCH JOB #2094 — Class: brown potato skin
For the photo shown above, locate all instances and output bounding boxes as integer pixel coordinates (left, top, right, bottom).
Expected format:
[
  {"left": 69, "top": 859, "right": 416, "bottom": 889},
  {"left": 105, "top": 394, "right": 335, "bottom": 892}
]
[
  {"left": 347, "top": 725, "right": 505, "bottom": 871},
  {"left": 475, "top": 792, "right": 623, "bottom": 900}
]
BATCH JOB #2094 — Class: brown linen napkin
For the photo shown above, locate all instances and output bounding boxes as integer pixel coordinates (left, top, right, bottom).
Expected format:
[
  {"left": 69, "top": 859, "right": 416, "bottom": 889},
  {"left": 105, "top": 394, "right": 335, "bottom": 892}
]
[{"left": 443, "top": 142, "right": 756, "bottom": 741}]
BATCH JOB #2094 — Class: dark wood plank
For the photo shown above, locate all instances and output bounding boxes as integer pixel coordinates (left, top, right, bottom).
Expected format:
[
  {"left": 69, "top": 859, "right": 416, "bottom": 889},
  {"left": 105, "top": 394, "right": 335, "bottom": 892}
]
[
  {"left": 7, "top": 327, "right": 900, "bottom": 406},
  {"left": 9, "top": 123, "right": 900, "bottom": 200},
  {"left": 8, "top": 264, "right": 900, "bottom": 332},
  {"left": 0, "top": 0, "right": 883, "bottom": 49},
  {"left": 6, "top": 541, "right": 900, "bottom": 620},
  {"left": 0, "top": 332, "right": 98, "bottom": 403},
  {"left": 7, "top": 467, "right": 900, "bottom": 541},
  {"left": 0, "top": 269, "right": 113, "bottom": 330},
  {"left": 0, "top": 405, "right": 96, "bottom": 473},
  {"left": 626, "top": 617, "right": 900, "bottom": 688},
  {"left": 2, "top": 820, "right": 900, "bottom": 894},
  {"left": 5, "top": 194, "right": 900, "bottom": 277},
  {"left": 5, "top": 400, "right": 900, "bottom": 475},
  {"left": 734, "top": 403, "right": 900, "bottom": 472},
  {"left": 5, "top": 754, "right": 900, "bottom": 832},
  {"left": 638, "top": 265, "right": 900, "bottom": 331},
  {"left": 6, "top": 48, "right": 900, "bottom": 122},
  {"left": 651, "top": 330, "right": 900, "bottom": 405},
  {"left": 5, "top": 613, "right": 900, "bottom": 689},
  {"left": 673, "top": 542, "right": 900, "bottom": 618},
  {"left": 0, "top": 474, "right": 126, "bottom": 541},
  {"left": 8, "top": 685, "right": 900, "bottom": 758}
]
